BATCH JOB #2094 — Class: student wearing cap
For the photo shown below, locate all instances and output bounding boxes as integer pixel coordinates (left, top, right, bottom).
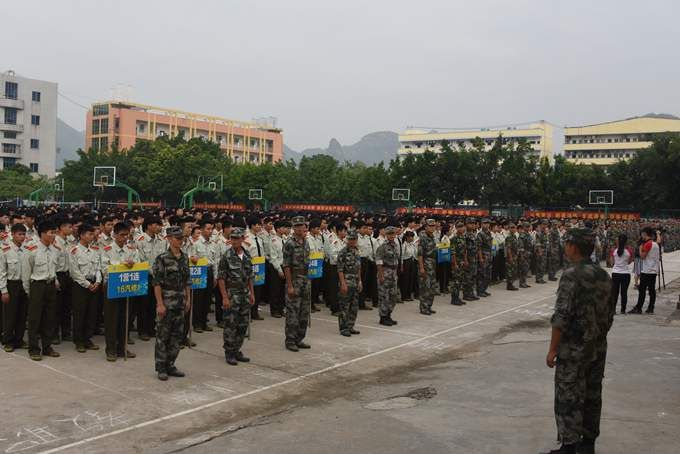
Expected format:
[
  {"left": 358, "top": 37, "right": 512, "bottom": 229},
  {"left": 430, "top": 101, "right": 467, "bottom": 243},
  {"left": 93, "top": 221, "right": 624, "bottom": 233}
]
[
  {"left": 323, "top": 221, "right": 345, "bottom": 316},
  {"left": 244, "top": 216, "right": 265, "bottom": 321},
  {"left": 399, "top": 230, "right": 418, "bottom": 301},
  {"left": 517, "top": 222, "right": 532, "bottom": 289},
  {"left": 152, "top": 226, "right": 191, "bottom": 381},
  {"left": 418, "top": 219, "right": 438, "bottom": 315},
  {"left": 187, "top": 218, "right": 216, "bottom": 332},
  {"left": 268, "top": 220, "right": 288, "bottom": 318},
  {"left": 54, "top": 217, "right": 74, "bottom": 343},
  {"left": 282, "top": 216, "right": 312, "bottom": 352},
  {"left": 307, "top": 218, "right": 324, "bottom": 313},
  {"left": 217, "top": 227, "right": 255, "bottom": 366},
  {"left": 376, "top": 226, "right": 400, "bottom": 326},
  {"left": 544, "top": 228, "right": 612, "bottom": 454},
  {"left": 449, "top": 221, "right": 467, "bottom": 306},
  {"left": 534, "top": 221, "right": 549, "bottom": 284},
  {"left": 505, "top": 223, "right": 519, "bottom": 291},
  {"left": 476, "top": 219, "right": 493, "bottom": 297}
]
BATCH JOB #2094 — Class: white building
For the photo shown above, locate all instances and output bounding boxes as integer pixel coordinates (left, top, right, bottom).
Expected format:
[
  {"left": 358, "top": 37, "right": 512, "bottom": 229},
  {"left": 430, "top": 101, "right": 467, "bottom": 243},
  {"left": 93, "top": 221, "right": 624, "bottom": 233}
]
[{"left": 0, "top": 70, "right": 57, "bottom": 176}]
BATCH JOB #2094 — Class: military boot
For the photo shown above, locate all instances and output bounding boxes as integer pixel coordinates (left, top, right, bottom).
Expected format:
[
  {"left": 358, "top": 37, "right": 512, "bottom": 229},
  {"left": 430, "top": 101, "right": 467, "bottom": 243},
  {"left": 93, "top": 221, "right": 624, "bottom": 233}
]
[
  {"left": 506, "top": 283, "right": 519, "bottom": 291},
  {"left": 379, "top": 316, "right": 394, "bottom": 326},
  {"left": 225, "top": 353, "right": 238, "bottom": 366},
  {"left": 235, "top": 351, "right": 250, "bottom": 362},
  {"left": 450, "top": 294, "right": 464, "bottom": 306},
  {"left": 462, "top": 293, "right": 475, "bottom": 301},
  {"left": 540, "top": 443, "right": 577, "bottom": 454},
  {"left": 387, "top": 315, "right": 398, "bottom": 325},
  {"left": 577, "top": 439, "right": 595, "bottom": 454}
]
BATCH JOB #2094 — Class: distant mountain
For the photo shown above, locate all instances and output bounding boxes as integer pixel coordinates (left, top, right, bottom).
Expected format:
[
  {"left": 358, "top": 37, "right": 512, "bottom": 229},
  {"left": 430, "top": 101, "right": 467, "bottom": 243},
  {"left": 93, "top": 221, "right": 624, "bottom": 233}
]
[
  {"left": 284, "top": 131, "right": 400, "bottom": 165},
  {"left": 56, "top": 118, "right": 84, "bottom": 169}
]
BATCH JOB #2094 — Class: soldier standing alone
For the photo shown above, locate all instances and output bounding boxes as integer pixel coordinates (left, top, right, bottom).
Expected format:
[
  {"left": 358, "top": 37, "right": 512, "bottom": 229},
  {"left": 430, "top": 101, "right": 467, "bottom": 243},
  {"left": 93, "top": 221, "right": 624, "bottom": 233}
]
[
  {"left": 505, "top": 223, "right": 519, "bottom": 291},
  {"left": 543, "top": 228, "right": 613, "bottom": 454},
  {"left": 476, "top": 218, "right": 493, "bottom": 297},
  {"left": 418, "top": 219, "right": 438, "bottom": 315},
  {"left": 376, "top": 226, "right": 400, "bottom": 326},
  {"left": 282, "top": 216, "right": 312, "bottom": 352},
  {"left": 217, "top": 228, "right": 255, "bottom": 366},
  {"left": 337, "top": 230, "right": 362, "bottom": 337},
  {"left": 153, "top": 226, "right": 191, "bottom": 381}
]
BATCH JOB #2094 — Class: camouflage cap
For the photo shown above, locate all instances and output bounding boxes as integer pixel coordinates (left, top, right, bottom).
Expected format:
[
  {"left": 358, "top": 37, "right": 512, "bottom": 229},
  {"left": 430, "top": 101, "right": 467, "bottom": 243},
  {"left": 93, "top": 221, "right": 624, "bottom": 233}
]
[
  {"left": 230, "top": 227, "right": 245, "bottom": 238},
  {"left": 481, "top": 218, "right": 490, "bottom": 224},
  {"left": 522, "top": 222, "right": 531, "bottom": 228},
  {"left": 165, "top": 226, "right": 183, "bottom": 238},
  {"left": 385, "top": 226, "right": 398, "bottom": 235},
  {"left": 346, "top": 229, "right": 359, "bottom": 240},
  {"left": 455, "top": 221, "right": 464, "bottom": 228},
  {"left": 425, "top": 218, "right": 436, "bottom": 226},
  {"left": 291, "top": 216, "right": 306, "bottom": 226},
  {"left": 563, "top": 227, "right": 596, "bottom": 246}
]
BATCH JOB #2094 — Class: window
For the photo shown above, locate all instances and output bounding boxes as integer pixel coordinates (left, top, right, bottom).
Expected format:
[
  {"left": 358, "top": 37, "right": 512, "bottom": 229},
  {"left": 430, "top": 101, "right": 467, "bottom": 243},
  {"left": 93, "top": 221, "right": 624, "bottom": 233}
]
[
  {"left": 92, "top": 119, "right": 100, "bottom": 134},
  {"left": 29, "top": 163, "right": 39, "bottom": 173},
  {"left": 100, "top": 118, "right": 109, "bottom": 133},
  {"left": 32, "top": 91, "right": 41, "bottom": 102},
  {"left": 138, "top": 122, "right": 145, "bottom": 133},
  {"left": 92, "top": 104, "right": 109, "bottom": 116},
  {"left": 92, "top": 137, "right": 99, "bottom": 150},
  {"left": 30, "top": 139, "right": 39, "bottom": 149},
  {"left": 3, "top": 131, "right": 16, "bottom": 139},
  {"left": 4, "top": 108, "right": 17, "bottom": 124},
  {"left": 100, "top": 137, "right": 108, "bottom": 150},
  {"left": 4, "top": 82, "right": 18, "bottom": 99},
  {"left": 2, "top": 157, "right": 17, "bottom": 168},
  {"left": 31, "top": 115, "right": 40, "bottom": 125},
  {"left": 2, "top": 143, "right": 17, "bottom": 154}
]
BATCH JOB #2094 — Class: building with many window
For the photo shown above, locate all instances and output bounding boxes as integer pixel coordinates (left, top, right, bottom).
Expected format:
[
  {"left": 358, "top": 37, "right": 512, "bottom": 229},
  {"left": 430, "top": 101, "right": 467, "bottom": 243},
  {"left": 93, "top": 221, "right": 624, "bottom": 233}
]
[
  {"left": 85, "top": 101, "right": 283, "bottom": 164},
  {"left": 398, "top": 121, "right": 557, "bottom": 162},
  {"left": 563, "top": 115, "right": 680, "bottom": 165},
  {"left": 0, "top": 70, "right": 57, "bottom": 176}
]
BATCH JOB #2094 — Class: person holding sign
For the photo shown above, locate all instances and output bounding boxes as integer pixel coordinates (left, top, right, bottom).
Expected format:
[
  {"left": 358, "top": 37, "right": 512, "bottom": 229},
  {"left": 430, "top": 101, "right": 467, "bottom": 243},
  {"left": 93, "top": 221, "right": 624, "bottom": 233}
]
[
  {"left": 282, "top": 216, "right": 312, "bottom": 352},
  {"left": 101, "top": 222, "right": 140, "bottom": 362},
  {"left": 187, "top": 219, "right": 216, "bottom": 333},
  {"left": 153, "top": 226, "right": 191, "bottom": 381},
  {"left": 376, "top": 226, "right": 401, "bottom": 326},
  {"left": 217, "top": 228, "right": 255, "bottom": 366}
]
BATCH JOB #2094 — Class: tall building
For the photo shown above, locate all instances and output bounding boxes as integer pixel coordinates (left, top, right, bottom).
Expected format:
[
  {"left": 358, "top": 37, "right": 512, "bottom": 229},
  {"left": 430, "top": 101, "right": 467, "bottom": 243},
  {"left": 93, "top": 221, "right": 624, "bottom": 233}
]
[
  {"left": 398, "top": 121, "right": 557, "bottom": 162},
  {"left": 563, "top": 115, "right": 680, "bottom": 165},
  {"left": 85, "top": 101, "right": 283, "bottom": 164},
  {"left": 0, "top": 70, "right": 57, "bottom": 176}
]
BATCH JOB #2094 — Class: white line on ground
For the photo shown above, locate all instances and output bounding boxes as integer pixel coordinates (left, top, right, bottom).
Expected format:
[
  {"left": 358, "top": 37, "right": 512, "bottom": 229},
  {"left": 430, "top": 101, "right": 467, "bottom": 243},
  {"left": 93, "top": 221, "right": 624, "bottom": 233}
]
[{"left": 37, "top": 292, "right": 557, "bottom": 454}]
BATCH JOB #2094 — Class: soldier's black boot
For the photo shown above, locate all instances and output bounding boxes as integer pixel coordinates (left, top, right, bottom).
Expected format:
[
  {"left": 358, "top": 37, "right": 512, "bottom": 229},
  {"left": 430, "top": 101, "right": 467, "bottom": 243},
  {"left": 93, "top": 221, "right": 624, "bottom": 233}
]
[
  {"left": 577, "top": 439, "right": 595, "bottom": 454},
  {"left": 235, "top": 351, "right": 250, "bottom": 362},
  {"left": 226, "top": 353, "right": 238, "bottom": 365},
  {"left": 462, "top": 293, "right": 475, "bottom": 301},
  {"left": 470, "top": 293, "right": 480, "bottom": 300},
  {"left": 450, "top": 294, "right": 464, "bottom": 306},
  {"left": 387, "top": 315, "right": 398, "bottom": 325},
  {"left": 379, "top": 316, "right": 393, "bottom": 326},
  {"left": 168, "top": 366, "right": 185, "bottom": 377},
  {"left": 506, "top": 283, "right": 519, "bottom": 291},
  {"left": 540, "top": 443, "right": 577, "bottom": 454}
]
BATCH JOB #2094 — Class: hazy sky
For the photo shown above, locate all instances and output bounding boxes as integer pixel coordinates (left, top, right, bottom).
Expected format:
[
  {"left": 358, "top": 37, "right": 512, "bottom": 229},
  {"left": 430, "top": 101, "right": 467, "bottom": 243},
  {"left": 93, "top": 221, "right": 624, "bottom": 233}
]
[{"left": 5, "top": 0, "right": 679, "bottom": 150}]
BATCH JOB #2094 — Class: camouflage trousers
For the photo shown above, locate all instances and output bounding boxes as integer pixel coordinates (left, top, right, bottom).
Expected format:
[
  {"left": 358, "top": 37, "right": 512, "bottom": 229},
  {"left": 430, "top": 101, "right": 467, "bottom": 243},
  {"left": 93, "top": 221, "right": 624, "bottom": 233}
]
[
  {"left": 506, "top": 257, "right": 518, "bottom": 285},
  {"left": 535, "top": 250, "right": 546, "bottom": 281},
  {"left": 155, "top": 306, "right": 185, "bottom": 373},
  {"left": 449, "top": 265, "right": 464, "bottom": 297},
  {"left": 463, "top": 258, "right": 477, "bottom": 295},
  {"left": 548, "top": 250, "right": 561, "bottom": 278},
  {"left": 378, "top": 268, "right": 400, "bottom": 317},
  {"left": 554, "top": 349, "right": 607, "bottom": 445},
  {"left": 518, "top": 253, "right": 530, "bottom": 284},
  {"left": 338, "top": 284, "right": 359, "bottom": 332},
  {"left": 222, "top": 288, "right": 250, "bottom": 355},
  {"left": 476, "top": 252, "right": 492, "bottom": 293},
  {"left": 418, "top": 260, "right": 437, "bottom": 312},
  {"left": 285, "top": 276, "right": 311, "bottom": 346}
]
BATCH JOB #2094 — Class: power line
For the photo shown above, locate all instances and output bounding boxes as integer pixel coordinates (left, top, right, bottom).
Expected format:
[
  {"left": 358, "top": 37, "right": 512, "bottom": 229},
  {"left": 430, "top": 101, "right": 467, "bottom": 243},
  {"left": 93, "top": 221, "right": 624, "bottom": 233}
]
[{"left": 58, "top": 90, "right": 89, "bottom": 110}]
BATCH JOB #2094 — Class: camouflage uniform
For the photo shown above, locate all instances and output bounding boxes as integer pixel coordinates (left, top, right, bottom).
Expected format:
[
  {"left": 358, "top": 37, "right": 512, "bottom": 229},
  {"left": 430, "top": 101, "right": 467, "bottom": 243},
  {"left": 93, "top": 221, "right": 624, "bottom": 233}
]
[
  {"left": 283, "top": 233, "right": 311, "bottom": 348},
  {"left": 218, "top": 246, "right": 253, "bottom": 357},
  {"left": 463, "top": 230, "right": 478, "bottom": 297},
  {"left": 518, "top": 229, "right": 532, "bottom": 286},
  {"left": 152, "top": 249, "right": 190, "bottom": 374},
  {"left": 505, "top": 232, "right": 519, "bottom": 287},
  {"left": 418, "top": 228, "right": 438, "bottom": 313},
  {"left": 548, "top": 225, "right": 561, "bottom": 280},
  {"left": 550, "top": 230, "right": 613, "bottom": 448},
  {"left": 337, "top": 243, "right": 361, "bottom": 333},
  {"left": 476, "top": 227, "right": 493, "bottom": 295},
  {"left": 375, "top": 236, "right": 400, "bottom": 319},
  {"left": 448, "top": 232, "right": 467, "bottom": 302},
  {"left": 534, "top": 226, "right": 548, "bottom": 283}
]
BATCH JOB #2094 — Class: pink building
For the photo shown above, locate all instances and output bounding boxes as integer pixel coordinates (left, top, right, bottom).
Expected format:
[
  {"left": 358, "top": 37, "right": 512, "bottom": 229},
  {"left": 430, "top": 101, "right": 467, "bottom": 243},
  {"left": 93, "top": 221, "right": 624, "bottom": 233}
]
[{"left": 85, "top": 101, "right": 283, "bottom": 164}]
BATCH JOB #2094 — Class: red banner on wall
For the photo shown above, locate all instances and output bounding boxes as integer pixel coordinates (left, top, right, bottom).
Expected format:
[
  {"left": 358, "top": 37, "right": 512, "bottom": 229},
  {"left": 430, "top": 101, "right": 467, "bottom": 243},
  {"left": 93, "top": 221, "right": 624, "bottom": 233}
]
[
  {"left": 194, "top": 203, "right": 246, "bottom": 211},
  {"left": 523, "top": 210, "right": 640, "bottom": 220},
  {"left": 395, "top": 207, "right": 490, "bottom": 216},
  {"left": 279, "top": 204, "right": 355, "bottom": 213}
]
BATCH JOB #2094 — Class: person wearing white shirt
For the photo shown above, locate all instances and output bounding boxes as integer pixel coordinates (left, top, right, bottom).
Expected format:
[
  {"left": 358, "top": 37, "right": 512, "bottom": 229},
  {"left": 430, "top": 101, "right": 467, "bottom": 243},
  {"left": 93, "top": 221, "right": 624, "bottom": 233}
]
[
  {"left": 187, "top": 219, "right": 217, "bottom": 332},
  {"left": 267, "top": 220, "right": 288, "bottom": 318},
  {"left": 244, "top": 216, "right": 265, "bottom": 320},
  {"left": 307, "top": 218, "right": 325, "bottom": 312},
  {"left": 357, "top": 222, "right": 377, "bottom": 310},
  {"left": 323, "top": 222, "right": 346, "bottom": 315},
  {"left": 630, "top": 227, "right": 660, "bottom": 314},
  {"left": 607, "top": 233, "right": 634, "bottom": 314}
]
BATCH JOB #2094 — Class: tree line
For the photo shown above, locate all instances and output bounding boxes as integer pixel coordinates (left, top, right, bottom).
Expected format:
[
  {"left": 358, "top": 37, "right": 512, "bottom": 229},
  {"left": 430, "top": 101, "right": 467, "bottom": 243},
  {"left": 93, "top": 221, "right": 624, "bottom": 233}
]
[{"left": 2, "top": 132, "right": 679, "bottom": 212}]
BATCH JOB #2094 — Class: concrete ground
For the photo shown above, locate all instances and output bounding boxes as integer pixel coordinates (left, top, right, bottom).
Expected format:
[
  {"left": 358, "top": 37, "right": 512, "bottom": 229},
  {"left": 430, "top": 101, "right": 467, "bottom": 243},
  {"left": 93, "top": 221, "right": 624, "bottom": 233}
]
[{"left": 1, "top": 252, "right": 679, "bottom": 454}]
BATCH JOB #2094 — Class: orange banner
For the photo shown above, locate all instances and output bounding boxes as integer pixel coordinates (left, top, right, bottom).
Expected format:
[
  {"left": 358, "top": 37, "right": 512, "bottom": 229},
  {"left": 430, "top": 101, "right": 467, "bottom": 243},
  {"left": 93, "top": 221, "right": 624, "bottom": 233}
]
[
  {"left": 523, "top": 210, "right": 640, "bottom": 220},
  {"left": 395, "top": 208, "right": 490, "bottom": 216},
  {"left": 194, "top": 203, "right": 246, "bottom": 211},
  {"left": 279, "top": 204, "right": 355, "bottom": 213}
]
